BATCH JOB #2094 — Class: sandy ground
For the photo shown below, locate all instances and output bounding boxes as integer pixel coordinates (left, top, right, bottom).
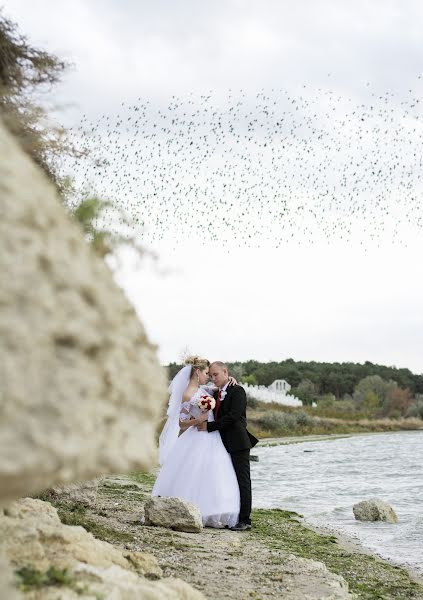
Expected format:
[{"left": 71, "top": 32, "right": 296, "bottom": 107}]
[{"left": 91, "top": 476, "right": 352, "bottom": 600}]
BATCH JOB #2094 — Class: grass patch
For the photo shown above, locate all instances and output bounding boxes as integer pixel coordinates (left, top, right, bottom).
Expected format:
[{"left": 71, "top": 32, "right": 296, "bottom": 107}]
[
  {"left": 129, "top": 472, "right": 157, "bottom": 491},
  {"left": 16, "top": 566, "right": 74, "bottom": 591},
  {"left": 252, "top": 508, "right": 423, "bottom": 599},
  {"left": 99, "top": 486, "right": 145, "bottom": 502},
  {"left": 15, "top": 565, "right": 101, "bottom": 597},
  {"left": 42, "top": 499, "right": 135, "bottom": 545},
  {"left": 74, "top": 518, "right": 134, "bottom": 544},
  {"left": 59, "top": 511, "right": 135, "bottom": 544},
  {"left": 247, "top": 405, "right": 423, "bottom": 439}
]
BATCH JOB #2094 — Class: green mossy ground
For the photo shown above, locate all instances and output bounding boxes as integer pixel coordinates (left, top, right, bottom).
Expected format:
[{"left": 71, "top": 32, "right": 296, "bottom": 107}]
[{"left": 252, "top": 508, "right": 423, "bottom": 599}]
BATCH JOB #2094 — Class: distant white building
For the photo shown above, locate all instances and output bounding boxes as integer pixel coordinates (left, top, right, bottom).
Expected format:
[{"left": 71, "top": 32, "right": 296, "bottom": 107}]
[
  {"left": 242, "top": 379, "right": 302, "bottom": 407},
  {"left": 268, "top": 379, "right": 291, "bottom": 394}
]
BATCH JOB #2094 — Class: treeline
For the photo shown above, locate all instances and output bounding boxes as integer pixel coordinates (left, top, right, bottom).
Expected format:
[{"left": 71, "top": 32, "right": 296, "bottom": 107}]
[{"left": 167, "top": 359, "right": 423, "bottom": 398}]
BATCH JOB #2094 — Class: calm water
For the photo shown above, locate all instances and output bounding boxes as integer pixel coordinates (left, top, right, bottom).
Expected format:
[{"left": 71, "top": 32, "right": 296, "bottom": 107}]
[{"left": 251, "top": 430, "right": 423, "bottom": 574}]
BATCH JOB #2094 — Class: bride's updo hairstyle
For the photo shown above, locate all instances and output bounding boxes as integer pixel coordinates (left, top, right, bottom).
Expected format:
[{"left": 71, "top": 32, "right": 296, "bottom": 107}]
[{"left": 184, "top": 355, "right": 210, "bottom": 374}]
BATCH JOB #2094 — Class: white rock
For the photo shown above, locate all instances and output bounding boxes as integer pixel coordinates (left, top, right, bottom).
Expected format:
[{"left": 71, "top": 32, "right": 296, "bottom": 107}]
[
  {"left": 0, "top": 118, "right": 167, "bottom": 506},
  {"left": 277, "top": 554, "right": 352, "bottom": 599},
  {"left": 144, "top": 497, "right": 203, "bottom": 533},
  {"left": 353, "top": 498, "right": 398, "bottom": 523}
]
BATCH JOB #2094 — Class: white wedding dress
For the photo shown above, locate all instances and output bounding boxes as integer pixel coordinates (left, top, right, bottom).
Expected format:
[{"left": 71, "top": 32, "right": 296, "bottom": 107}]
[{"left": 152, "top": 386, "right": 240, "bottom": 528}]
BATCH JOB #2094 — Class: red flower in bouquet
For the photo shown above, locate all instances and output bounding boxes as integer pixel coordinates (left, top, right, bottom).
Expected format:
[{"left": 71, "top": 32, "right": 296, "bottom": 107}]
[{"left": 198, "top": 395, "right": 216, "bottom": 411}]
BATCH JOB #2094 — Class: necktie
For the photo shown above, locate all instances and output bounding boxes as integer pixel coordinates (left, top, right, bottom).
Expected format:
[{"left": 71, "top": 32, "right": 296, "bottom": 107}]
[{"left": 215, "top": 390, "right": 222, "bottom": 420}]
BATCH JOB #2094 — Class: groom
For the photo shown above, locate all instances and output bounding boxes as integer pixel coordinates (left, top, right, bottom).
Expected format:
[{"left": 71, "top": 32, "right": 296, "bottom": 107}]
[{"left": 198, "top": 361, "right": 258, "bottom": 531}]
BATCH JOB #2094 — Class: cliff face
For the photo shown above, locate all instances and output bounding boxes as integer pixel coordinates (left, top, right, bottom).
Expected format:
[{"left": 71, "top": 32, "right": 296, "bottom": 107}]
[
  {"left": 0, "top": 118, "right": 183, "bottom": 597},
  {"left": 0, "top": 118, "right": 167, "bottom": 506}
]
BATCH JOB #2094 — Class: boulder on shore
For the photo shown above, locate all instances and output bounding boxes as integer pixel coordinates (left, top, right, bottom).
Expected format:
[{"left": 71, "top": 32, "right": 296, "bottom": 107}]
[
  {"left": 144, "top": 497, "right": 203, "bottom": 533},
  {"left": 353, "top": 498, "right": 398, "bottom": 523}
]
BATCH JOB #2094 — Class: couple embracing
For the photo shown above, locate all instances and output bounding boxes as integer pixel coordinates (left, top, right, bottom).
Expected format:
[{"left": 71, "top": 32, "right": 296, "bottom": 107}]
[{"left": 152, "top": 356, "right": 258, "bottom": 531}]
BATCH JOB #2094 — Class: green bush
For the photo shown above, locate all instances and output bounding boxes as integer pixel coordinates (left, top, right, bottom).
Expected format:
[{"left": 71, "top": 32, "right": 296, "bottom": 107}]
[
  {"left": 258, "top": 411, "right": 294, "bottom": 432},
  {"left": 258, "top": 410, "right": 316, "bottom": 433},
  {"left": 405, "top": 401, "right": 423, "bottom": 419},
  {"left": 246, "top": 393, "right": 260, "bottom": 409},
  {"left": 317, "top": 394, "right": 337, "bottom": 409},
  {"left": 243, "top": 374, "right": 258, "bottom": 386},
  {"left": 295, "top": 411, "right": 314, "bottom": 427}
]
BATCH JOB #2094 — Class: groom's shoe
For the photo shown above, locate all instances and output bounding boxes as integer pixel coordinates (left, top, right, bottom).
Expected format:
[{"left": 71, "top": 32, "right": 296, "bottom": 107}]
[{"left": 230, "top": 522, "right": 251, "bottom": 531}]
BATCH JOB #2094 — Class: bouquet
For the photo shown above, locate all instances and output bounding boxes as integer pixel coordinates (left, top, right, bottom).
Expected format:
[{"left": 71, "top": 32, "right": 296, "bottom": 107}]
[{"left": 198, "top": 395, "right": 216, "bottom": 411}]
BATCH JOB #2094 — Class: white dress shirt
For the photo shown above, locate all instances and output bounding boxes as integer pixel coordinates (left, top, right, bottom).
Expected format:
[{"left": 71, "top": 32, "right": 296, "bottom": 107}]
[{"left": 220, "top": 381, "right": 230, "bottom": 400}]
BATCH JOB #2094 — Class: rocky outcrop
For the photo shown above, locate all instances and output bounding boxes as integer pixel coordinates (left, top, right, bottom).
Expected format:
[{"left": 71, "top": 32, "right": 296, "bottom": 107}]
[
  {"left": 144, "top": 497, "right": 203, "bottom": 533},
  {"left": 1, "top": 498, "right": 136, "bottom": 572},
  {"left": 353, "top": 498, "right": 398, "bottom": 523},
  {"left": 0, "top": 118, "right": 167, "bottom": 507},
  {"left": 124, "top": 550, "right": 163, "bottom": 579},
  {"left": 50, "top": 480, "right": 100, "bottom": 508},
  {"left": 0, "top": 555, "right": 22, "bottom": 600},
  {"left": 54, "top": 565, "right": 205, "bottom": 600},
  {"left": 0, "top": 498, "right": 204, "bottom": 599},
  {"left": 276, "top": 554, "right": 352, "bottom": 599}
]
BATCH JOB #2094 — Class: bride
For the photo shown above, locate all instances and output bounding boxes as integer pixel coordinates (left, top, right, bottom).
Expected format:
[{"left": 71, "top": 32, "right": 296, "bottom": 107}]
[{"left": 152, "top": 355, "right": 240, "bottom": 528}]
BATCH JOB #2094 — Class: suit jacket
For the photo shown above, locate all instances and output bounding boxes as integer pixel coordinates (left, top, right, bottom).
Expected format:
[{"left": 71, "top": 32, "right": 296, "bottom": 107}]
[{"left": 207, "top": 384, "right": 259, "bottom": 453}]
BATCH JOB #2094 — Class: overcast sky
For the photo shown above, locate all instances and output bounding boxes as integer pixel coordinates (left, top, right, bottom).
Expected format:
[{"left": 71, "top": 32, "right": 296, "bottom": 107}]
[{"left": 5, "top": 0, "right": 423, "bottom": 374}]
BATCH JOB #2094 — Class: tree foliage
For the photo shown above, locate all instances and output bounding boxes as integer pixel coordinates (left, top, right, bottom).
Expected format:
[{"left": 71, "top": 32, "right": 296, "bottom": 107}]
[
  {"left": 166, "top": 358, "right": 423, "bottom": 400},
  {"left": 382, "top": 387, "right": 413, "bottom": 418},
  {"left": 352, "top": 375, "right": 397, "bottom": 407},
  {"left": 290, "top": 379, "right": 318, "bottom": 406},
  {"left": 243, "top": 374, "right": 258, "bottom": 386},
  {"left": 0, "top": 10, "right": 80, "bottom": 187},
  {"left": 0, "top": 11, "right": 147, "bottom": 262}
]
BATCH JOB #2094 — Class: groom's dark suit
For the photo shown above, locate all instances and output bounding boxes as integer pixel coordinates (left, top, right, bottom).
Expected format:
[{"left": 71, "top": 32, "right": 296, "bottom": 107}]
[{"left": 207, "top": 384, "right": 258, "bottom": 525}]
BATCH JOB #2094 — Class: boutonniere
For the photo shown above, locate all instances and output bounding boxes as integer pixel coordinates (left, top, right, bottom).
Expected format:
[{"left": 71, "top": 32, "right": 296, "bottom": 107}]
[{"left": 220, "top": 390, "right": 227, "bottom": 400}]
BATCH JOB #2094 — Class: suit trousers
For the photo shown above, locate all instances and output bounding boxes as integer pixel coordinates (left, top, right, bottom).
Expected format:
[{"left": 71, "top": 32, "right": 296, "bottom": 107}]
[{"left": 230, "top": 449, "right": 252, "bottom": 524}]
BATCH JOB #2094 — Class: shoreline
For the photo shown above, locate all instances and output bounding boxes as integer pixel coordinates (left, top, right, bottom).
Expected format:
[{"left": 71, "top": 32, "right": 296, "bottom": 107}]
[
  {"left": 251, "top": 506, "right": 423, "bottom": 599},
  {"left": 257, "top": 428, "right": 423, "bottom": 447},
  {"left": 248, "top": 411, "right": 423, "bottom": 445},
  {"left": 254, "top": 429, "right": 423, "bottom": 583},
  {"left": 304, "top": 518, "right": 423, "bottom": 587}
]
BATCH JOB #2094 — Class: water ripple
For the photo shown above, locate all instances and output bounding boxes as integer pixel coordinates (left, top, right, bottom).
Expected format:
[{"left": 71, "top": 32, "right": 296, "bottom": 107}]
[{"left": 251, "top": 430, "right": 423, "bottom": 573}]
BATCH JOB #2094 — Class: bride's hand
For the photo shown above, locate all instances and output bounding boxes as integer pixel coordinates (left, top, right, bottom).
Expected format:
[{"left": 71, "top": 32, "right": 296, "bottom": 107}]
[
  {"left": 197, "top": 411, "right": 208, "bottom": 431},
  {"left": 228, "top": 376, "right": 238, "bottom": 386}
]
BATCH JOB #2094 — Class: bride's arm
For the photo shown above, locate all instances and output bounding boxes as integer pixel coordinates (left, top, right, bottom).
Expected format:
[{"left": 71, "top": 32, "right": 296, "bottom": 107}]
[
  {"left": 179, "top": 404, "right": 201, "bottom": 430},
  {"left": 200, "top": 384, "right": 216, "bottom": 394},
  {"left": 179, "top": 416, "right": 202, "bottom": 430}
]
